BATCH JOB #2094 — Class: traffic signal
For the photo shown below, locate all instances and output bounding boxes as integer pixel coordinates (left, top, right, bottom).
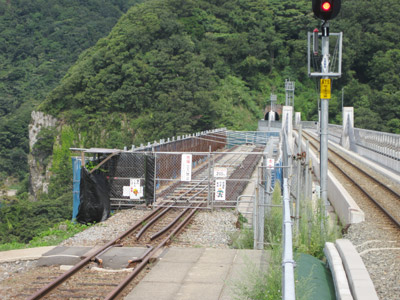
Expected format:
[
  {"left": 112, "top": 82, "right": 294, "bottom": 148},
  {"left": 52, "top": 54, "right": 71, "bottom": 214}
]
[{"left": 312, "top": 0, "right": 341, "bottom": 21}]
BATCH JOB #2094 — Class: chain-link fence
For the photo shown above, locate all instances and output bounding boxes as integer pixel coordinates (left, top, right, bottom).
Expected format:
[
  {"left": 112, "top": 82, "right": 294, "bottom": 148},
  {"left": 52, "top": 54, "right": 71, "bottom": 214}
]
[
  {"left": 75, "top": 130, "right": 286, "bottom": 211},
  {"left": 154, "top": 146, "right": 263, "bottom": 209}
]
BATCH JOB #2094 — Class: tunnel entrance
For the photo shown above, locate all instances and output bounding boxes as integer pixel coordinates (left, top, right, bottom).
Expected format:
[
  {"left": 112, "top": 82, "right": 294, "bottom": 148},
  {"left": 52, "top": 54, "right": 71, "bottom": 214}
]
[{"left": 265, "top": 111, "right": 280, "bottom": 121}]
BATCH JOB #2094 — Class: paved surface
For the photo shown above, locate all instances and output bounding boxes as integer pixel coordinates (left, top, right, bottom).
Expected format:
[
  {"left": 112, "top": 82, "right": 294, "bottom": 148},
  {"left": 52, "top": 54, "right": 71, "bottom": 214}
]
[
  {"left": 125, "top": 247, "right": 269, "bottom": 300},
  {"left": 0, "top": 246, "right": 56, "bottom": 263},
  {"left": 1, "top": 246, "right": 269, "bottom": 300},
  {"left": 37, "top": 246, "right": 149, "bottom": 269}
]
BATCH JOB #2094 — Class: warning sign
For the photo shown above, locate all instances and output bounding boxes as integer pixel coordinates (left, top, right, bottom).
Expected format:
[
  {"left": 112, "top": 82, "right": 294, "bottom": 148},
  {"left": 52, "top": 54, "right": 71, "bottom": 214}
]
[
  {"left": 266, "top": 158, "right": 275, "bottom": 169},
  {"left": 215, "top": 179, "right": 226, "bottom": 201},
  {"left": 320, "top": 79, "right": 331, "bottom": 99},
  {"left": 129, "top": 178, "right": 143, "bottom": 199},
  {"left": 181, "top": 154, "right": 192, "bottom": 182}
]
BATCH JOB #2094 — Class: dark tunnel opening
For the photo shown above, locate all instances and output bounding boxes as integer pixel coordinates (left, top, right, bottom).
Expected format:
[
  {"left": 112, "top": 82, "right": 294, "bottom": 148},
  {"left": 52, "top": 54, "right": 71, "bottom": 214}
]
[{"left": 265, "top": 112, "right": 280, "bottom": 121}]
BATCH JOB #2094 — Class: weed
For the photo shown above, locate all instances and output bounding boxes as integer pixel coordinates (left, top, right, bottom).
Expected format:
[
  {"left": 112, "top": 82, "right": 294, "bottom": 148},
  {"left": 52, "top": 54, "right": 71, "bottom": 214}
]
[
  {"left": 230, "top": 182, "right": 341, "bottom": 299},
  {"left": 0, "top": 220, "right": 91, "bottom": 251}
]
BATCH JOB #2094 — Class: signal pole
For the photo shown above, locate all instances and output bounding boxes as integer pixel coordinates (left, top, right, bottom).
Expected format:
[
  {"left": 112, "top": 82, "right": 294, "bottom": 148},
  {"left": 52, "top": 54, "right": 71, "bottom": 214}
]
[
  {"left": 309, "top": 0, "right": 342, "bottom": 205},
  {"left": 320, "top": 22, "right": 330, "bottom": 204}
]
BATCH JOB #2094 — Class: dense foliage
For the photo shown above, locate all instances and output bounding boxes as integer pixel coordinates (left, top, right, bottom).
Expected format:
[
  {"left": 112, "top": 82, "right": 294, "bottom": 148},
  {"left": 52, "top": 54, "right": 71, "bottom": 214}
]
[
  {"left": 336, "top": 0, "right": 400, "bottom": 132},
  {"left": 0, "top": 0, "right": 143, "bottom": 181},
  {"left": 39, "top": 0, "right": 276, "bottom": 147},
  {"left": 1, "top": 0, "right": 399, "bottom": 245},
  {"left": 0, "top": 192, "right": 72, "bottom": 244}
]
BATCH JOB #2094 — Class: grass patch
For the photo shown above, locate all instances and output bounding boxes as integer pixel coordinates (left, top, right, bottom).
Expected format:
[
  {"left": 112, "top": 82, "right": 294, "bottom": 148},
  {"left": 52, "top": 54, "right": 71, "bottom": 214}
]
[
  {"left": 0, "top": 220, "right": 91, "bottom": 252},
  {"left": 295, "top": 198, "right": 342, "bottom": 259},
  {"left": 230, "top": 245, "right": 282, "bottom": 300},
  {"left": 230, "top": 226, "right": 254, "bottom": 249},
  {"left": 230, "top": 181, "right": 342, "bottom": 299}
]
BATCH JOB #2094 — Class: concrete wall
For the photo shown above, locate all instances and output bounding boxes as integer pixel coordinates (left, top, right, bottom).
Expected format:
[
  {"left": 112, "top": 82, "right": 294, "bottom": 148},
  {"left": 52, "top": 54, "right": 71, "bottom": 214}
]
[{"left": 294, "top": 130, "right": 364, "bottom": 225}]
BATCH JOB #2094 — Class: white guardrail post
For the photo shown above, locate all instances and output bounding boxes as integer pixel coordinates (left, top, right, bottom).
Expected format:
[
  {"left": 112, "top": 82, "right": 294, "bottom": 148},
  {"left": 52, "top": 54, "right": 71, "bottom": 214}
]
[{"left": 282, "top": 178, "right": 295, "bottom": 300}]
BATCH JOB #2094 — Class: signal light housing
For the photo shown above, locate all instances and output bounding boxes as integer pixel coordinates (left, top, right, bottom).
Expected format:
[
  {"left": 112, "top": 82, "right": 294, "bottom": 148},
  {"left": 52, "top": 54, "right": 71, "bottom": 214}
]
[{"left": 312, "top": 0, "right": 341, "bottom": 20}]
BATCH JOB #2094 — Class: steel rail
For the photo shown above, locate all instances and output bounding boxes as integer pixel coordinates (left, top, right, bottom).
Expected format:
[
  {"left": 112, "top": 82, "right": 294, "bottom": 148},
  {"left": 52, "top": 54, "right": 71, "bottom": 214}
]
[
  {"left": 29, "top": 145, "right": 257, "bottom": 299},
  {"left": 135, "top": 206, "right": 172, "bottom": 240},
  {"left": 138, "top": 187, "right": 207, "bottom": 240},
  {"left": 303, "top": 130, "right": 400, "bottom": 200},
  {"left": 27, "top": 206, "right": 164, "bottom": 300},
  {"left": 302, "top": 131, "right": 400, "bottom": 228},
  {"left": 330, "top": 159, "right": 400, "bottom": 228},
  {"left": 104, "top": 148, "right": 257, "bottom": 298},
  {"left": 330, "top": 147, "right": 400, "bottom": 200},
  {"left": 150, "top": 205, "right": 194, "bottom": 240},
  {"left": 104, "top": 203, "right": 202, "bottom": 300}
]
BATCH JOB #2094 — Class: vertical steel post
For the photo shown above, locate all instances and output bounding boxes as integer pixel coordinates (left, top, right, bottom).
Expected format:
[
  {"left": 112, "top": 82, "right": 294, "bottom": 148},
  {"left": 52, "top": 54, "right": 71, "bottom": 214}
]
[
  {"left": 295, "top": 125, "right": 302, "bottom": 231},
  {"left": 257, "top": 165, "right": 264, "bottom": 250},
  {"left": 320, "top": 22, "right": 330, "bottom": 205},
  {"left": 282, "top": 178, "right": 295, "bottom": 300},
  {"left": 254, "top": 181, "right": 259, "bottom": 250},
  {"left": 305, "top": 141, "right": 310, "bottom": 200},
  {"left": 208, "top": 146, "right": 212, "bottom": 209},
  {"left": 153, "top": 152, "right": 157, "bottom": 206}
]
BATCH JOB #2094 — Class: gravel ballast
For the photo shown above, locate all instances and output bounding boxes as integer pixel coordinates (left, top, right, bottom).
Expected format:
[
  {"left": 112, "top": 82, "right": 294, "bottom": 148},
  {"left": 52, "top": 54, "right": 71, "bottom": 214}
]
[{"left": 0, "top": 208, "right": 239, "bottom": 285}]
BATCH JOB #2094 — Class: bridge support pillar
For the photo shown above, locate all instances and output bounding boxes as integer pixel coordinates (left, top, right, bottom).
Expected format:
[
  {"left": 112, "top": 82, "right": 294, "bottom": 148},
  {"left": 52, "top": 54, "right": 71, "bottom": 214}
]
[
  {"left": 341, "top": 107, "right": 355, "bottom": 150},
  {"left": 282, "top": 106, "right": 294, "bottom": 151},
  {"left": 295, "top": 112, "right": 301, "bottom": 128}
]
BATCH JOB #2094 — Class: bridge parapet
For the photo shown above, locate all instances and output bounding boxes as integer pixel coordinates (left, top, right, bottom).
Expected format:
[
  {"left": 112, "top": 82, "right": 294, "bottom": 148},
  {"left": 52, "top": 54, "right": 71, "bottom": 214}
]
[{"left": 324, "top": 124, "right": 400, "bottom": 174}]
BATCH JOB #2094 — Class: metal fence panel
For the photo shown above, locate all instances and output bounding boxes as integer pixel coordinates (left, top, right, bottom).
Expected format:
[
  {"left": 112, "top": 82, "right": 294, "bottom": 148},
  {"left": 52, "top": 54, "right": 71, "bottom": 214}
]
[{"left": 153, "top": 147, "right": 263, "bottom": 209}]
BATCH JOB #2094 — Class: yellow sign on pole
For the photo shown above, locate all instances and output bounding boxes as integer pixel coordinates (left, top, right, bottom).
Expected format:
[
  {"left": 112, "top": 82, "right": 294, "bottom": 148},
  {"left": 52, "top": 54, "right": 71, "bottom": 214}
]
[{"left": 320, "top": 79, "right": 331, "bottom": 99}]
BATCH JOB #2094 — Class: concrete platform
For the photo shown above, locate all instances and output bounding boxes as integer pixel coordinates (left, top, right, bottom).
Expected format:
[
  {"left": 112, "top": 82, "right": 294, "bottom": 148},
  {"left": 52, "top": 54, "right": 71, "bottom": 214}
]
[
  {"left": 0, "top": 246, "right": 56, "bottom": 263},
  {"left": 125, "top": 247, "right": 269, "bottom": 300}
]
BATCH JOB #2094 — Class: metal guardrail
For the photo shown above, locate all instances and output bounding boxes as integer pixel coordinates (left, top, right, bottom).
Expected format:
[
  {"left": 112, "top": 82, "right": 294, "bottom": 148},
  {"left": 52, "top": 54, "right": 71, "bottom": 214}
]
[
  {"left": 282, "top": 177, "right": 295, "bottom": 300},
  {"left": 326, "top": 124, "right": 400, "bottom": 173}
]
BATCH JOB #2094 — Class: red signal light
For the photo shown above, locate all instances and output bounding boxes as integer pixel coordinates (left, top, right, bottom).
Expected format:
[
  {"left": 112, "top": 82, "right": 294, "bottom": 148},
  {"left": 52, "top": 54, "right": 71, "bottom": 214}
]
[
  {"left": 313, "top": 0, "right": 341, "bottom": 20},
  {"left": 321, "top": 1, "right": 331, "bottom": 11}
]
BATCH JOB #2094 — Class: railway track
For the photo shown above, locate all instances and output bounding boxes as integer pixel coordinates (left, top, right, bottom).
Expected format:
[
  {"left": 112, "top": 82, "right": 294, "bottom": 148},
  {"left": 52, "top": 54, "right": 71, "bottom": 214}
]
[
  {"left": 25, "top": 145, "right": 262, "bottom": 300},
  {"left": 302, "top": 130, "right": 400, "bottom": 231}
]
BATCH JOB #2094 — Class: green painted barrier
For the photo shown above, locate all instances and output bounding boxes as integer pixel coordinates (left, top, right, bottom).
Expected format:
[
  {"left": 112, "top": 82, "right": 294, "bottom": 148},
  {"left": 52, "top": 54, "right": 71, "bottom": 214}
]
[{"left": 295, "top": 253, "right": 336, "bottom": 300}]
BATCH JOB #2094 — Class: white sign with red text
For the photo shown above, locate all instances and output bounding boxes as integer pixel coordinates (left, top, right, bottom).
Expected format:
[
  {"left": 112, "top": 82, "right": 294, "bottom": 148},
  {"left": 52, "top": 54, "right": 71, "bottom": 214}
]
[
  {"left": 181, "top": 154, "right": 192, "bottom": 182},
  {"left": 266, "top": 158, "right": 275, "bottom": 169}
]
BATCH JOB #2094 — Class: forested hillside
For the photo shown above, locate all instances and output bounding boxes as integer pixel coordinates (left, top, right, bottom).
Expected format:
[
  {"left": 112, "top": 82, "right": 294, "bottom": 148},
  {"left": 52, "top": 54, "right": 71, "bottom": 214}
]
[
  {"left": 0, "top": 0, "right": 143, "bottom": 182},
  {"left": 1, "top": 0, "right": 399, "bottom": 246}
]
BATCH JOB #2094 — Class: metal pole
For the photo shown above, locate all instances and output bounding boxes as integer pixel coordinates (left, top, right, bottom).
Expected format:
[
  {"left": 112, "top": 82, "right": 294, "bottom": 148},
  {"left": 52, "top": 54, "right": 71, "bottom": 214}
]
[
  {"left": 253, "top": 186, "right": 258, "bottom": 249},
  {"left": 208, "top": 146, "right": 212, "bottom": 209},
  {"left": 254, "top": 184, "right": 259, "bottom": 249},
  {"left": 257, "top": 166, "right": 264, "bottom": 250},
  {"left": 305, "top": 141, "right": 310, "bottom": 200},
  {"left": 320, "top": 22, "right": 329, "bottom": 205},
  {"left": 282, "top": 178, "right": 295, "bottom": 300},
  {"left": 153, "top": 152, "right": 157, "bottom": 206},
  {"left": 295, "top": 125, "right": 302, "bottom": 231},
  {"left": 341, "top": 87, "right": 344, "bottom": 119}
]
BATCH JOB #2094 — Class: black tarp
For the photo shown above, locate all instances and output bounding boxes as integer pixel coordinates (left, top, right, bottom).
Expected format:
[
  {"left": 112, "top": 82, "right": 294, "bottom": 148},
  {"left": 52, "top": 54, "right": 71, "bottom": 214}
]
[
  {"left": 77, "top": 168, "right": 110, "bottom": 224},
  {"left": 106, "top": 152, "right": 155, "bottom": 206},
  {"left": 145, "top": 154, "right": 155, "bottom": 205}
]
